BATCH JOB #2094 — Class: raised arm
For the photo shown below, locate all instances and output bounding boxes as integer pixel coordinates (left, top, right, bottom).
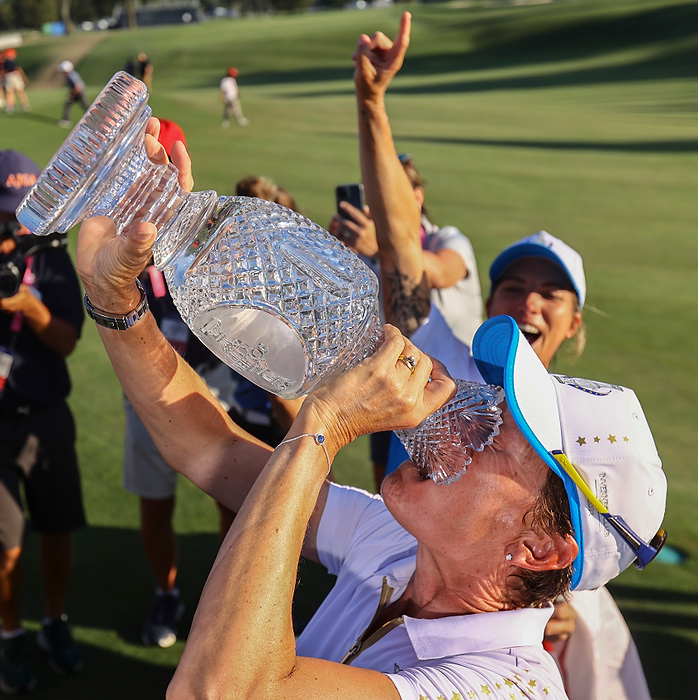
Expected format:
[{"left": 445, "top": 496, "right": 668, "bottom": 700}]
[
  {"left": 75, "top": 119, "right": 273, "bottom": 517},
  {"left": 168, "top": 326, "right": 455, "bottom": 700},
  {"left": 353, "top": 12, "right": 430, "bottom": 336}
]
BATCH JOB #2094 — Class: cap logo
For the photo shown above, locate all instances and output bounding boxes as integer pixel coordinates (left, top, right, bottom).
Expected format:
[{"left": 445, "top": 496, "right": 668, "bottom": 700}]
[
  {"left": 554, "top": 375, "right": 623, "bottom": 397},
  {"left": 591, "top": 473, "right": 612, "bottom": 538},
  {"left": 4, "top": 173, "right": 37, "bottom": 190}
]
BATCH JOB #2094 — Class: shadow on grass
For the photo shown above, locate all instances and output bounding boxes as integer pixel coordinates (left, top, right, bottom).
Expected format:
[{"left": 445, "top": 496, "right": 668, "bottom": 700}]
[
  {"left": 16, "top": 525, "right": 336, "bottom": 698},
  {"left": 608, "top": 581, "right": 698, "bottom": 700},
  {"left": 393, "top": 134, "right": 698, "bottom": 155},
  {"left": 174, "top": 2, "right": 698, "bottom": 95},
  {"left": 325, "top": 129, "right": 698, "bottom": 156},
  {"left": 0, "top": 111, "right": 58, "bottom": 127},
  {"left": 18, "top": 526, "right": 697, "bottom": 699},
  {"left": 273, "top": 43, "right": 698, "bottom": 100},
  {"left": 238, "top": 3, "right": 698, "bottom": 99},
  {"left": 18, "top": 637, "right": 175, "bottom": 700},
  {"left": 417, "top": 2, "right": 698, "bottom": 77}
]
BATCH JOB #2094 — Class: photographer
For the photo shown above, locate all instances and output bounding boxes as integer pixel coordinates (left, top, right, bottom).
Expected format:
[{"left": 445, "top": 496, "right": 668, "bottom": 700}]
[{"left": 0, "top": 151, "right": 85, "bottom": 693}]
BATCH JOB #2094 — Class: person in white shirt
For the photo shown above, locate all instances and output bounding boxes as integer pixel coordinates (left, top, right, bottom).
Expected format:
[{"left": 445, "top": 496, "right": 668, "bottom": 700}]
[
  {"left": 219, "top": 66, "right": 249, "bottom": 127},
  {"left": 70, "top": 109, "right": 667, "bottom": 699}
]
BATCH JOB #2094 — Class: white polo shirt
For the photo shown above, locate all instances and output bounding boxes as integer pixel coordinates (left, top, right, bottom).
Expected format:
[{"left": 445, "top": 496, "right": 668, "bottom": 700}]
[{"left": 297, "top": 483, "right": 568, "bottom": 700}]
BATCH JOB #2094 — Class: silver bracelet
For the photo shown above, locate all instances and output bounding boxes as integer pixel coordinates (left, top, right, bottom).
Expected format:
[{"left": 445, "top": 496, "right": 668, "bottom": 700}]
[
  {"left": 84, "top": 279, "right": 149, "bottom": 331},
  {"left": 277, "top": 433, "right": 331, "bottom": 474}
]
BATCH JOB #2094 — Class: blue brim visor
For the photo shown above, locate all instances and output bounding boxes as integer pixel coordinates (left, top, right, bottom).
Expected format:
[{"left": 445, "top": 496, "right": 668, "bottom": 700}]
[{"left": 472, "top": 315, "right": 585, "bottom": 589}]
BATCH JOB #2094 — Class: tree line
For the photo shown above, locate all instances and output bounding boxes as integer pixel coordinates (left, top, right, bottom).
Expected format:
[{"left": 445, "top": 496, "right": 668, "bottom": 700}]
[{"left": 0, "top": 0, "right": 355, "bottom": 32}]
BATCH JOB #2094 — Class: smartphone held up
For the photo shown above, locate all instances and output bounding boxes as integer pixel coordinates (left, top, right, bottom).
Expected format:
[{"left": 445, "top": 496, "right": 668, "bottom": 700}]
[{"left": 335, "top": 183, "right": 365, "bottom": 219}]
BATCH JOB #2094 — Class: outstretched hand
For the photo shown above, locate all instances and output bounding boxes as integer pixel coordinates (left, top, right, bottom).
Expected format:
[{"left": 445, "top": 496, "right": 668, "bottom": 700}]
[
  {"left": 76, "top": 117, "right": 193, "bottom": 310},
  {"left": 301, "top": 324, "right": 456, "bottom": 456},
  {"left": 352, "top": 11, "right": 411, "bottom": 102}
]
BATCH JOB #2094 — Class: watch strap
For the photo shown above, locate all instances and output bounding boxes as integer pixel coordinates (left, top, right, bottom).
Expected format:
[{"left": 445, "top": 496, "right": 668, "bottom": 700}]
[{"left": 84, "top": 279, "right": 150, "bottom": 331}]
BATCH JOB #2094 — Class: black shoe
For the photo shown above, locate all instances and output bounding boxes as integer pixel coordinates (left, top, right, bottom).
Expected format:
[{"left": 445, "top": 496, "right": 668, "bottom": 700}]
[
  {"left": 37, "top": 615, "right": 84, "bottom": 675},
  {"left": 141, "top": 592, "right": 185, "bottom": 648},
  {"left": 0, "top": 631, "right": 37, "bottom": 693}
]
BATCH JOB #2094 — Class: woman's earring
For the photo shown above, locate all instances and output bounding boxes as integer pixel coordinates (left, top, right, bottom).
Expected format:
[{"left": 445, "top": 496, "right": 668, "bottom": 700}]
[{"left": 505, "top": 554, "right": 513, "bottom": 561}]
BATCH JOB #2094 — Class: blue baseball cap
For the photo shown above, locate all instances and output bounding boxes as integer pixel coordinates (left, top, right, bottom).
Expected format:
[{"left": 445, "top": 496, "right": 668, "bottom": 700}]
[
  {"left": 489, "top": 231, "right": 586, "bottom": 308},
  {"left": 0, "top": 150, "right": 40, "bottom": 215}
]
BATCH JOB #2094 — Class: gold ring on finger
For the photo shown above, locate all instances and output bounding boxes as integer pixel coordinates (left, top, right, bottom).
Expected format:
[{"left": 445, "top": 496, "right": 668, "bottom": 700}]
[{"left": 397, "top": 354, "right": 417, "bottom": 375}]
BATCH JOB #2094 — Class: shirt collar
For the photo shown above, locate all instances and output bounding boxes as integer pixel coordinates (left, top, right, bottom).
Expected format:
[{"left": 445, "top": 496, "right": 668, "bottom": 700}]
[
  {"left": 403, "top": 605, "right": 554, "bottom": 660},
  {"left": 380, "top": 553, "right": 553, "bottom": 661}
]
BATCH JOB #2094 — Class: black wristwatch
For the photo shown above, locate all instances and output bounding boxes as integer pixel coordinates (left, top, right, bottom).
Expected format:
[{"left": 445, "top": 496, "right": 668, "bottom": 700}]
[{"left": 84, "top": 279, "right": 150, "bottom": 330}]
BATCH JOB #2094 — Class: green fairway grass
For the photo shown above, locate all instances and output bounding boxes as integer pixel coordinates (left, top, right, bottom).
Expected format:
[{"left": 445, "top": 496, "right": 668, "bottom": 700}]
[{"left": 1, "top": 0, "right": 697, "bottom": 697}]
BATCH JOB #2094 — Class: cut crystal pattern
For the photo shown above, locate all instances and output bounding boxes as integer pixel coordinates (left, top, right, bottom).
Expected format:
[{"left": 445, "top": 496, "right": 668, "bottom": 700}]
[
  {"left": 17, "top": 71, "right": 502, "bottom": 483},
  {"left": 396, "top": 381, "right": 505, "bottom": 484}
]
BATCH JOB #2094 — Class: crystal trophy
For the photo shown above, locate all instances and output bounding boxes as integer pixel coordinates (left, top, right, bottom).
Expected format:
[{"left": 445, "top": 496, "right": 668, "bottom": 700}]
[
  {"left": 396, "top": 381, "right": 504, "bottom": 485},
  {"left": 16, "top": 71, "right": 503, "bottom": 484}
]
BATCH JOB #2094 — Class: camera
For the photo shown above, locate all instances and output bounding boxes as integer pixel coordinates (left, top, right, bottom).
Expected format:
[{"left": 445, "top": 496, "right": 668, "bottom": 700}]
[{"left": 0, "top": 220, "right": 67, "bottom": 299}]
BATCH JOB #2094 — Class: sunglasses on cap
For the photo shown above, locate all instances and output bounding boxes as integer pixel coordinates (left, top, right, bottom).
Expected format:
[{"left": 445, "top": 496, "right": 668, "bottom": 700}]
[{"left": 552, "top": 451, "right": 667, "bottom": 570}]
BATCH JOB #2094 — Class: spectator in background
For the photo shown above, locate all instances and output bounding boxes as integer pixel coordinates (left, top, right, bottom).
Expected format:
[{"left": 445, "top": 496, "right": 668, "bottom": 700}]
[
  {"left": 123, "top": 57, "right": 136, "bottom": 77},
  {"left": 330, "top": 154, "right": 483, "bottom": 346},
  {"left": 220, "top": 67, "right": 249, "bottom": 127},
  {"left": 57, "top": 61, "right": 88, "bottom": 128},
  {"left": 122, "top": 119, "right": 236, "bottom": 648},
  {"left": 354, "top": 13, "right": 652, "bottom": 700},
  {"left": 137, "top": 53, "right": 153, "bottom": 92},
  {"left": 329, "top": 153, "right": 483, "bottom": 491},
  {"left": 1, "top": 49, "right": 30, "bottom": 114},
  {"left": 0, "top": 150, "right": 85, "bottom": 693},
  {"left": 0, "top": 50, "right": 6, "bottom": 109},
  {"left": 275, "top": 185, "right": 298, "bottom": 211}
]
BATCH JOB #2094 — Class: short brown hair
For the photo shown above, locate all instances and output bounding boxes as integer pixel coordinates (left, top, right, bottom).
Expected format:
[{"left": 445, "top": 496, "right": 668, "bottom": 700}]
[
  {"left": 236, "top": 175, "right": 278, "bottom": 202},
  {"left": 506, "top": 470, "right": 574, "bottom": 608}
]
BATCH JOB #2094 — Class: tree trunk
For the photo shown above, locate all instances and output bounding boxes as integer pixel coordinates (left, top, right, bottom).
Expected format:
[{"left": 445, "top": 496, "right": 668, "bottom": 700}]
[
  {"left": 125, "top": 0, "right": 138, "bottom": 28},
  {"left": 60, "top": 0, "right": 75, "bottom": 34}
]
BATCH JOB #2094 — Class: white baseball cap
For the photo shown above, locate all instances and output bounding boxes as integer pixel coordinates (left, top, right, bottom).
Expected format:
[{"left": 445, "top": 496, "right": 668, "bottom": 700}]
[
  {"left": 489, "top": 230, "right": 587, "bottom": 308},
  {"left": 58, "top": 60, "right": 73, "bottom": 73},
  {"left": 472, "top": 315, "right": 667, "bottom": 591}
]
